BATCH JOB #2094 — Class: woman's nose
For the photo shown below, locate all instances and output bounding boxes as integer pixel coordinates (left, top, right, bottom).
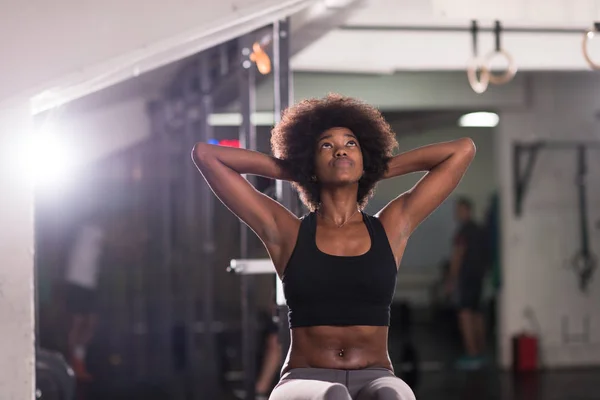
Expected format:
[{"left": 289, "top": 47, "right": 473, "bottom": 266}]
[{"left": 334, "top": 147, "right": 347, "bottom": 157}]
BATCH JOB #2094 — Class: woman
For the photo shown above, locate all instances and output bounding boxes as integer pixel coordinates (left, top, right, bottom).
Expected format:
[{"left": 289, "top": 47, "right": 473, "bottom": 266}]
[{"left": 193, "top": 94, "right": 475, "bottom": 400}]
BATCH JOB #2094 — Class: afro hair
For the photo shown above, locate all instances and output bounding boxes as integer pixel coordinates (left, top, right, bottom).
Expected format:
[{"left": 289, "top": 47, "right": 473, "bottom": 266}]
[{"left": 271, "top": 94, "right": 398, "bottom": 211}]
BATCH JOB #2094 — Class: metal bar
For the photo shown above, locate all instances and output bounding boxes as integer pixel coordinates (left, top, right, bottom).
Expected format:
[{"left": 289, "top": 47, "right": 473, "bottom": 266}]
[
  {"left": 199, "top": 53, "right": 220, "bottom": 398},
  {"left": 228, "top": 259, "right": 276, "bottom": 275},
  {"left": 533, "top": 141, "right": 600, "bottom": 149},
  {"left": 33, "top": 201, "right": 40, "bottom": 350},
  {"left": 154, "top": 102, "right": 174, "bottom": 380},
  {"left": 273, "top": 17, "right": 297, "bottom": 214},
  {"left": 219, "top": 43, "right": 230, "bottom": 77},
  {"left": 513, "top": 140, "right": 600, "bottom": 217},
  {"left": 513, "top": 144, "right": 522, "bottom": 217},
  {"left": 494, "top": 20, "right": 502, "bottom": 51},
  {"left": 514, "top": 144, "right": 541, "bottom": 217},
  {"left": 470, "top": 20, "right": 479, "bottom": 57},
  {"left": 340, "top": 24, "right": 588, "bottom": 34},
  {"left": 131, "top": 145, "right": 148, "bottom": 380},
  {"left": 239, "top": 33, "right": 257, "bottom": 400},
  {"left": 576, "top": 146, "right": 590, "bottom": 256},
  {"left": 183, "top": 77, "right": 201, "bottom": 395},
  {"left": 272, "top": 17, "right": 294, "bottom": 376}
]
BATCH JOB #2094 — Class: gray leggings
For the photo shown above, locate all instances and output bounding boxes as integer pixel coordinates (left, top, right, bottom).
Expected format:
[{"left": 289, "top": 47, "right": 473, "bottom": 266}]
[{"left": 269, "top": 367, "right": 416, "bottom": 400}]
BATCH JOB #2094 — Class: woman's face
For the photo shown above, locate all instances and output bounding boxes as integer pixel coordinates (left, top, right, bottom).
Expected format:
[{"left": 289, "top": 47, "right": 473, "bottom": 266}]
[{"left": 314, "top": 127, "right": 364, "bottom": 185}]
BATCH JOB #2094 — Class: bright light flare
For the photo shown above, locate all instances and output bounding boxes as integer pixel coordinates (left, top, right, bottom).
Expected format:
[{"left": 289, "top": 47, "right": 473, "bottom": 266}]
[{"left": 17, "top": 123, "right": 79, "bottom": 188}]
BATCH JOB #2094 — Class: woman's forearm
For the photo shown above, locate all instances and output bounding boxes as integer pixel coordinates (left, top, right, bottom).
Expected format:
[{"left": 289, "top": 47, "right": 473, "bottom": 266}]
[
  {"left": 193, "top": 142, "right": 293, "bottom": 181},
  {"left": 383, "top": 137, "right": 475, "bottom": 179}
]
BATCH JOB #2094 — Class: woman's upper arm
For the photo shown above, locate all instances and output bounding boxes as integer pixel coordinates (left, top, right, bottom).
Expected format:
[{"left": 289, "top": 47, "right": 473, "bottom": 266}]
[
  {"left": 378, "top": 138, "right": 476, "bottom": 248},
  {"left": 192, "top": 143, "right": 296, "bottom": 250}
]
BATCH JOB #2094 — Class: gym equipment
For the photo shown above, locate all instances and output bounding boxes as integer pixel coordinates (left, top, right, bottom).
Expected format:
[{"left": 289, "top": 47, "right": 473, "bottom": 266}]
[
  {"left": 228, "top": 258, "right": 290, "bottom": 400},
  {"left": 467, "top": 20, "right": 517, "bottom": 93},
  {"left": 485, "top": 21, "right": 517, "bottom": 85},
  {"left": 582, "top": 23, "right": 600, "bottom": 70},
  {"left": 391, "top": 302, "right": 420, "bottom": 390},
  {"left": 572, "top": 146, "right": 597, "bottom": 291},
  {"left": 235, "top": 19, "right": 296, "bottom": 400},
  {"left": 238, "top": 31, "right": 260, "bottom": 400},
  {"left": 513, "top": 141, "right": 599, "bottom": 292},
  {"left": 343, "top": 22, "right": 599, "bottom": 85},
  {"left": 466, "top": 21, "right": 490, "bottom": 94},
  {"left": 35, "top": 349, "right": 76, "bottom": 400}
]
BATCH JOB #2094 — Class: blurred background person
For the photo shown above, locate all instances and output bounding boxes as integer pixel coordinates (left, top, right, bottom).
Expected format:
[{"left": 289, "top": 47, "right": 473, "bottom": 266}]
[
  {"left": 254, "top": 299, "right": 282, "bottom": 400},
  {"left": 445, "top": 197, "right": 489, "bottom": 370},
  {"left": 63, "top": 214, "right": 105, "bottom": 380}
]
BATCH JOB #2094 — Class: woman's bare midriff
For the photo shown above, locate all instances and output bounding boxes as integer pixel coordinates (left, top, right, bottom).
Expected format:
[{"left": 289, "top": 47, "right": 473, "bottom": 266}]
[{"left": 281, "top": 325, "right": 393, "bottom": 374}]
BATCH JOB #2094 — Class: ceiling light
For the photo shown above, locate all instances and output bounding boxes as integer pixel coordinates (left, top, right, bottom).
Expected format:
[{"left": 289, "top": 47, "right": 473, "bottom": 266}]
[{"left": 458, "top": 112, "right": 499, "bottom": 127}]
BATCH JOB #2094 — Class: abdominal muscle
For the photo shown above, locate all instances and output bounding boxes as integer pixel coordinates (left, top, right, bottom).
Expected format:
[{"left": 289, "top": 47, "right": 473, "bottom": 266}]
[{"left": 281, "top": 325, "right": 393, "bottom": 375}]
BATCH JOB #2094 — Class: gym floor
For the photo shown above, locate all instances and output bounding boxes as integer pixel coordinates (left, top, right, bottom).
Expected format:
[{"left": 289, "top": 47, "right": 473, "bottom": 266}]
[
  {"left": 79, "top": 308, "right": 600, "bottom": 400},
  {"left": 390, "top": 308, "right": 600, "bottom": 400},
  {"left": 416, "top": 369, "right": 600, "bottom": 400}
]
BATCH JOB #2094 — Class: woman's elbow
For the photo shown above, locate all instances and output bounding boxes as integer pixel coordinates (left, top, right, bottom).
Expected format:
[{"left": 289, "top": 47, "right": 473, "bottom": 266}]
[
  {"left": 456, "top": 137, "right": 476, "bottom": 158},
  {"left": 191, "top": 142, "right": 214, "bottom": 166}
]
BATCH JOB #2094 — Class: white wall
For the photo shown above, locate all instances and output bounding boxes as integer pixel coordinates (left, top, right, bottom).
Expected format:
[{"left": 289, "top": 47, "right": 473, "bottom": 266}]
[
  {"left": 252, "top": 71, "right": 528, "bottom": 111},
  {"left": 0, "top": 99, "right": 35, "bottom": 400},
  {"left": 290, "top": 26, "right": 600, "bottom": 73},
  {"left": 1, "top": 0, "right": 317, "bottom": 110},
  {"left": 498, "top": 72, "right": 600, "bottom": 368},
  {"left": 290, "top": 0, "right": 600, "bottom": 73},
  {"left": 431, "top": 0, "right": 600, "bottom": 22}
]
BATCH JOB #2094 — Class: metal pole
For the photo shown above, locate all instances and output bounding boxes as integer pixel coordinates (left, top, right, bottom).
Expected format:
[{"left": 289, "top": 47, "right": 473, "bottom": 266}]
[
  {"left": 197, "top": 53, "right": 219, "bottom": 399},
  {"left": 273, "top": 18, "right": 296, "bottom": 214},
  {"left": 33, "top": 198, "right": 40, "bottom": 350},
  {"left": 577, "top": 146, "right": 589, "bottom": 258},
  {"left": 131, "top": 143, "right": 148, "bottom": 381},
  {"left": 239, "top": 34, "right": 257, "bottom": 400},
  {"left": 273, "top": 18, "right": 295, "bottom": 368},
  {"left": 340, "top": 24, "right": 589, "bottom": 35},
  {"left": 183, "top": 92, "right": 201, "bottom": 396},
  {"left": 150, "top": 101, "right": 174, "bottom": 381}
]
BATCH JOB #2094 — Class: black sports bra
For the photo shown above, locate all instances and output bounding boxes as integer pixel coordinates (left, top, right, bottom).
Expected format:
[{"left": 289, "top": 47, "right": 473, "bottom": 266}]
[{"left": 281, "top": 212, "right": 398, "bottom": 328}]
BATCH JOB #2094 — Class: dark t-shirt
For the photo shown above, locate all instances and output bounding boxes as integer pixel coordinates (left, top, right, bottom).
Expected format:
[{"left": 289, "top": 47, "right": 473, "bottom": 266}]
[{"left": 454, "top": 220, "right": 487, "bottom": 281}]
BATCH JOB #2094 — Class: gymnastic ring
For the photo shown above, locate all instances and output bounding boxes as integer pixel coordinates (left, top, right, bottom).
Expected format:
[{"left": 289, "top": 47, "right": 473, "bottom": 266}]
[
  {"left": 582, "top": 27, "right": 600, "bottom": 70},
  {"left": 466, "top": 56, "right": 490, "bottom": 94},
  {"left": 484, "top": 49, "right": 517, "bottom": 85}
]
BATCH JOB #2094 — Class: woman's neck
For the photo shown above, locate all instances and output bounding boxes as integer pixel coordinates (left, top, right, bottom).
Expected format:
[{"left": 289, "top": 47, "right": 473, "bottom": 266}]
[{"left": 317, "top": 190, "right": 360, "bottom": 225}]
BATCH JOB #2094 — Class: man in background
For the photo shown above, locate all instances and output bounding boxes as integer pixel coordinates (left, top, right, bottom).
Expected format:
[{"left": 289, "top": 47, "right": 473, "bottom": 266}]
[
  {"left": 445, "top": 197, "right": 489, "bottom": 369},
  {"left": 255, "top": 299, "right": 282, "bottom": 399},
  {"left": 64, "top": 217, "right": 105, "bottom": 380}
]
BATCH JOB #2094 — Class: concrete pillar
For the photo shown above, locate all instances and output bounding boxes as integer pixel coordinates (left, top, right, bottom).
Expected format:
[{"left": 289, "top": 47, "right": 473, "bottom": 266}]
[{"left": 0, "top": 99, "right": 35, "bottom": 399}]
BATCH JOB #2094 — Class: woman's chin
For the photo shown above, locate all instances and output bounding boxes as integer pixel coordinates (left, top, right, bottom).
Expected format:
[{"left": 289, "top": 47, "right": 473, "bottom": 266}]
[{"left": 322, "top": 177, "right": 360, "bottom": 187}]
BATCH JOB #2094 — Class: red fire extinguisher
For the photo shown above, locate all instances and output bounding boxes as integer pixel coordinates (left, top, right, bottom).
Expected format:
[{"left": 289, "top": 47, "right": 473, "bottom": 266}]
[{"left": 512, "top": 333, "right": 538, "bottom": 371}]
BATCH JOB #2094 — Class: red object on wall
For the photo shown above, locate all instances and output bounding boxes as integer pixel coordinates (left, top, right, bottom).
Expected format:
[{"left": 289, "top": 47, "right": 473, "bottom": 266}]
[
  {"left": 219, "top": 139, "right": 240, "bottom": 148},
  {"left": 512, "top": 333, "right": 538, "bottom": 372}
]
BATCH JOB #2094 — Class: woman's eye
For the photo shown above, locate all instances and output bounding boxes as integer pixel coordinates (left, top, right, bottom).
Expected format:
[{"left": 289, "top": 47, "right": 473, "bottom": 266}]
[
  {"left": 321, "top": 143, "right": 332, "bottom": 148},
  {"left": 347, "top": 141, "right": 357, "bottom": 146}
]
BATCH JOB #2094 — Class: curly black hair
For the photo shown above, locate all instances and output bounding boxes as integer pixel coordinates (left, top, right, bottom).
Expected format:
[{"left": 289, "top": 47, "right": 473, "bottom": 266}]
[{"left": 271, "top": 94, "right": 398, "bottom": 212}]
